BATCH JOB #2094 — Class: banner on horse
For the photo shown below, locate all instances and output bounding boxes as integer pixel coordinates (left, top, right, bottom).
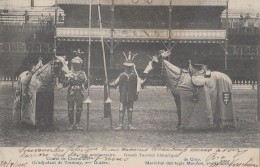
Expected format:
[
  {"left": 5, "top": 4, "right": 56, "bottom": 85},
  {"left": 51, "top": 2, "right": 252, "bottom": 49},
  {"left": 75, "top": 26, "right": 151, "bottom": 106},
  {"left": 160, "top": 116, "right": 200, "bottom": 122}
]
[
  {"left": 13, "top": 56, "right": 70, "bottom": 127},
  {"left": 163, "top": 59, "right": 236, "bottom": 129}
]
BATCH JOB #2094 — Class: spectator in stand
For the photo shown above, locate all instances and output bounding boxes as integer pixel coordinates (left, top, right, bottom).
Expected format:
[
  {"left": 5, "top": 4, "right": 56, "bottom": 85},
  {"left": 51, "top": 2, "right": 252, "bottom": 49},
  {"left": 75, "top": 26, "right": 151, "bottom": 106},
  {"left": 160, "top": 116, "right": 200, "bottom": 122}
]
[
  {"left": 254, "top": 12, "right": 260, "bottom": 33},
  {"left": 58, "top": 13, "right": 63, "bottom": 22},
  {"left": 38, "top": 13, "right": 45, "bottom": 28},
  {"left": 46, "top": 13, "right": 54, "bottom": 29},
  {"left": 24, "top": 10, "right": 29, "bottom": 25},
  {"left": 240, "top": 13, "right": 244, "bottom": 21},
  {"left": 245, "top": 13, "right": 250, "bottom": 19},
  {"left": 243, "top": 13, "right": 251, "bottom": 33},
  {"left": 0, "top": 11, "right": 2, "bottom": 23},
  {"left": 239, "top": 13, "right": 244, "bottom": 30}
]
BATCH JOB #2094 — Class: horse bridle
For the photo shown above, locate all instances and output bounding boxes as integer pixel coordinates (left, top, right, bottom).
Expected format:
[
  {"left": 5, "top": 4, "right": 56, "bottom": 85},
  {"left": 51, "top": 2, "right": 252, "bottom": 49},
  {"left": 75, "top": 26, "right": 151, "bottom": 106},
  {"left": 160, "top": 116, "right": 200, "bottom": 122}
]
[{"left": 51, "top": 58, "right": 63, "bottom": 77}]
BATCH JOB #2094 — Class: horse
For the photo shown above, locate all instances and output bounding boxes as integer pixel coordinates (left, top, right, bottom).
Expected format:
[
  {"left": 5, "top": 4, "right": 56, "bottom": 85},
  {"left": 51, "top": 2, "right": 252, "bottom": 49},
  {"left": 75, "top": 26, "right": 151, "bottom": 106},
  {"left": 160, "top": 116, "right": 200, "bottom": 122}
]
[
  {"left": 143, "top": 52, "right": 237, "bottom": 130},
  {"left": 13, "top": 56, "right": 71, "bottom": 129}
]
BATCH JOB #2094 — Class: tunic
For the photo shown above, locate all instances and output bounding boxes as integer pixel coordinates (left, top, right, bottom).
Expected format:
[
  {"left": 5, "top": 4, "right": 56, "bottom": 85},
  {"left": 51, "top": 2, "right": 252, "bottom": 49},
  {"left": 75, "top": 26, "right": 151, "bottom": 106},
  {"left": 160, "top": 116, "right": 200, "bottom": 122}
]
[{"left": 112, "top": 72, "right": 138, "bottom": 103}]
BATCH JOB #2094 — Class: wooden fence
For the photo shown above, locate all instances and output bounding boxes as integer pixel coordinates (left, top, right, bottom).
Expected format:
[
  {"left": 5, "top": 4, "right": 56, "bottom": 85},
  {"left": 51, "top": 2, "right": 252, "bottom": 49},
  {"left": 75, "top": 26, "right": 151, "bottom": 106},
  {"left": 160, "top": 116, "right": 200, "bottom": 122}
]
[{"left": 0, "top": 68, "right": 257, "bottom": 88}]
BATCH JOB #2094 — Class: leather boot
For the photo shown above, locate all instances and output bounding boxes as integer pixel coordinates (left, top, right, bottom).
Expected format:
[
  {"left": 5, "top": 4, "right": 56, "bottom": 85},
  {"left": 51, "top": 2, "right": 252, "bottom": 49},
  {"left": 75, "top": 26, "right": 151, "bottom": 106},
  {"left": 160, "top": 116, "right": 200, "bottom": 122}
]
[
  {"left": 114, "top": 110, "right": 124, "bottom": 131},
  {"left": 127, "top": 110, "right": 136, "bottom": 130},
  {"left": 67, "top": 111, "right": 74, "bottom": 130},
  {"left": 67, "top": 102, "right": 74, "bottom": 130},
  {"left": 75, "top": 109, "right": 83, "bottom": 130}
]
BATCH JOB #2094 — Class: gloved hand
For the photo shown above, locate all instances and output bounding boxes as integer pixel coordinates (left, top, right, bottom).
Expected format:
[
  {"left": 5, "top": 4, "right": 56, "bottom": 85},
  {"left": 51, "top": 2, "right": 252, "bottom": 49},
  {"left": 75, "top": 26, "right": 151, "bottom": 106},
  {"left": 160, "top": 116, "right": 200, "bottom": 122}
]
[
  {"left": 140, "top": 79, "right": 146, "bottom": 89},
  {"left": 109, "top": 82, "right": 117, "bottom": 89}
]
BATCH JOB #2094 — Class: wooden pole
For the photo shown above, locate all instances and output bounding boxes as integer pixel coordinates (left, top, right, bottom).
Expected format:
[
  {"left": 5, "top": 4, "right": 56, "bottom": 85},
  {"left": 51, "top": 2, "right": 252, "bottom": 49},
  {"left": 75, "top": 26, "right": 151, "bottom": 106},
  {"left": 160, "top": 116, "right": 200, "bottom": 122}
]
[
  {"left": 168, "top": 2, "right": 172, "bottom": 62},
  {"left": 31, "top": 0, "right": 34, "bottom": 7},
  {"left": 110, "top": 0, "right": 115, "bottom": 68},
  {"left": 98, "top": 3, "right": 108, "bottom": 82},
  {"left": 11, "top": 53, "right": 14, "bottom": 90},
  {"left": 109, "top": 0, "right": 115, "bottom": 128},
  {"left": 224, "top": 0, "right": 229, "bottom": 70},
  {"left": 86, "top": 1, "right": 92, "bottom": 130},
  {"left": 257, "top": 52, "right": 260, "bottom": 121},
  {"left": 53, "top": 0, "right": 57, "bottom": 57},
  {"left": 98, "top": 1, "right": 113, "bottom": 128}
]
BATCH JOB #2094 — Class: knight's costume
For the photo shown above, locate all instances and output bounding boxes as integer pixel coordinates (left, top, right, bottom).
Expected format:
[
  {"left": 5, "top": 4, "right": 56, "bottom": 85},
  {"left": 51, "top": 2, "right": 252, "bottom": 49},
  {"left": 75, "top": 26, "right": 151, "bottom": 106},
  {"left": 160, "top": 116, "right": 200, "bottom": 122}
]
[
  {"left": 63, "top": 55, "right": 87, "bottom": 130},
  {"left": 110, "top": 52, "right": 138, "bottom": 130}
]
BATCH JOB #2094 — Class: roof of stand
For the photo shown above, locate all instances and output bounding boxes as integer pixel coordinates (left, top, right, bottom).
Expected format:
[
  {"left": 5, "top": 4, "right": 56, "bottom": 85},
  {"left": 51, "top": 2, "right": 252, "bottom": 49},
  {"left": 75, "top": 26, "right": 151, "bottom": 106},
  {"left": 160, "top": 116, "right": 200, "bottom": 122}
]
[{"left": 57, "top": 0, "right": 227, "bottom": 7}]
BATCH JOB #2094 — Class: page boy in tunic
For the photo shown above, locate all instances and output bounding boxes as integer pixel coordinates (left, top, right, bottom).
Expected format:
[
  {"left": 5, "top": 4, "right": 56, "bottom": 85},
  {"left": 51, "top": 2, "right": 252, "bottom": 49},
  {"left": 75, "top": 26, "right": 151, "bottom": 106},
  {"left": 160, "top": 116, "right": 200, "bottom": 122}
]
[{"left": 110, "top": 52, "right": 139, "bottom": 131}]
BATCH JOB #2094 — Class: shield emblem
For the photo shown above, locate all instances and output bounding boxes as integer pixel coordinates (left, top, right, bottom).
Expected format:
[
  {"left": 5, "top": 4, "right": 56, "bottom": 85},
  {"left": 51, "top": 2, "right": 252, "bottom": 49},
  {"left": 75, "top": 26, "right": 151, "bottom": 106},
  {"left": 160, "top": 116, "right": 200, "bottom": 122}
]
[
  {"left": 222, "top": 92, "right": 231, "bottom": 105},
  {"left": 146, "top": 0, "right": 153, "bottom": 4}
]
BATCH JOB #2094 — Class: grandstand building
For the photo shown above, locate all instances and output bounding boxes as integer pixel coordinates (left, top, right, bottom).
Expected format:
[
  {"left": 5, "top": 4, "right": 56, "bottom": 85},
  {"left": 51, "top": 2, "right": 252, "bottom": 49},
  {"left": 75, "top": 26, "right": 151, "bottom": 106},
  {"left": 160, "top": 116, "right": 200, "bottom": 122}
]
[
  {"left": 221, "top": 9, "right": 260, "bottom": 82},
  {"left": 0, "top": 0, "right": 259, "bottom": 84},
  {"left": 56, "top": 0, "right": 229, "bottom": 71},
  {"left": 0, "top": 6, "right": 64, "bottom": 78}
]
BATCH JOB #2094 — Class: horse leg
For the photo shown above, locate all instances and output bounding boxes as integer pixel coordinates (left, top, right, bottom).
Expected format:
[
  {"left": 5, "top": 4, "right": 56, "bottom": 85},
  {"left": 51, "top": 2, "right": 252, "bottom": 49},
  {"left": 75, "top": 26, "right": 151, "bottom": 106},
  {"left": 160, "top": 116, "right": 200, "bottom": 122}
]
[
  {"left": 13, "top": 81, "right": 22, "bottom": 125},
  {"left": 171, "top": 92, "right": 181, "bottom": 128}
]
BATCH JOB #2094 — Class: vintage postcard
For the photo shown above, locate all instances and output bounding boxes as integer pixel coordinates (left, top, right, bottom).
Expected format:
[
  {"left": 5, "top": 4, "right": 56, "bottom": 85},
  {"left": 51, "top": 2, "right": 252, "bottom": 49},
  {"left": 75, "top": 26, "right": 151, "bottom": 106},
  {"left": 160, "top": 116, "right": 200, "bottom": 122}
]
[{"left": 0, "top": 0, "right": 259, "bottom": 166}]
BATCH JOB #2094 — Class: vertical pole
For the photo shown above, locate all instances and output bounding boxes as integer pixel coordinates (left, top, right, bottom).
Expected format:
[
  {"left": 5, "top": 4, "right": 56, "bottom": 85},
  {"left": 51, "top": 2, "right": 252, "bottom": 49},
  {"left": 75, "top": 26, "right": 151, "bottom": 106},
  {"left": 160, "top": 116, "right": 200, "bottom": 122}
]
[
  {"left": 257, "top": 51, "right": 260, "bottom": 121},
  {"left": 31, "top": 0, "right": 34, "bottom": 7},
  {"left": 11, "top": 53, "right": 14, "bottom": 90},
  {"left": 98, "top": 0, "right": 113, "bottom": 128},
  {"left": 168, "top": 1, "right": 172, "bottom": 62},
  {"left": 86, "top": 1, "right": 92, "bottom": 130},
  {"left": 110, "top": 0, "right": 115, "bottom": 68},
  {"left": 53, "top": 0, "right": 57, "bottom": 57},
  {"left": 224, "top": 0, "right": 229, "bottom": 70},
  {"left": 98, "top": 3, "right": 108, "bottom": 82},
  {"left": 109, "top": 0, "right": 115, "bottom": 128}
]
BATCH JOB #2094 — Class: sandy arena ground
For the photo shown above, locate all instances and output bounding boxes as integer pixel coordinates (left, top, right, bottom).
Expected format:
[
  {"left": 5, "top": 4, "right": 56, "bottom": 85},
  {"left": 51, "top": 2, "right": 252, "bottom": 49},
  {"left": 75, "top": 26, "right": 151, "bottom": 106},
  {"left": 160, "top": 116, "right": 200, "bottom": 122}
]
[{"left": 0, "top": 83, "right": 259, "bottom": 147}]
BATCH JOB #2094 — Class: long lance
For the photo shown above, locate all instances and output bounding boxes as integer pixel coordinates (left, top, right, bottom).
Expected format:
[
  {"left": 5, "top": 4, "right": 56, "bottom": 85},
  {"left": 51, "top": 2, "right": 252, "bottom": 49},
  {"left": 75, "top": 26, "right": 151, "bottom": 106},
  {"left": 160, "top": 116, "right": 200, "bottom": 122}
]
[
  {"left": 53, "top": 0, "right": 59, "bottom": 86},
  {"left": 83, "top": 0, "right": 93, "bottom": 130},
  {"left": 98, "top": 1, "right": 113, "bottom": 128},
  {"left": 53, "top": 0, "right": 57, "bottom": 57}
]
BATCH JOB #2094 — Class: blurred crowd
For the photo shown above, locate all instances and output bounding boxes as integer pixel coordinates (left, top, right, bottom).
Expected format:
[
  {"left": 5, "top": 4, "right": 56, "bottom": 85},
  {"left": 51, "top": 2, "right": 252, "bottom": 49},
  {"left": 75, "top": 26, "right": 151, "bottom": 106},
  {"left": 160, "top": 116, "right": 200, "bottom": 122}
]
[{"left": 23, "top": 10, "right": 63, "bottom": 28}]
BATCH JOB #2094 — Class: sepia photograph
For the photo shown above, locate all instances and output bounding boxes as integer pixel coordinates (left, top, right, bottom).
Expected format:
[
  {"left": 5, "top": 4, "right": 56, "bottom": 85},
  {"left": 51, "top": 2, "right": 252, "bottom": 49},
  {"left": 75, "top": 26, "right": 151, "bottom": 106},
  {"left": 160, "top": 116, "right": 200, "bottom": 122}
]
[{"left": 0, "top": 0, "right": 259, "bottom": 166}]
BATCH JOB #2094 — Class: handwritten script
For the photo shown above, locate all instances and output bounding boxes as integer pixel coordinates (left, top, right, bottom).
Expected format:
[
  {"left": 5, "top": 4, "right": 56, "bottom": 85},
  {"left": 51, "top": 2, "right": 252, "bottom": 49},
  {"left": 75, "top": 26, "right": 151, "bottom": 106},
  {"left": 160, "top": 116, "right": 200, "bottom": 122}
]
[{"left": 0, "top": 146, "right": 258, "bottom": 167}]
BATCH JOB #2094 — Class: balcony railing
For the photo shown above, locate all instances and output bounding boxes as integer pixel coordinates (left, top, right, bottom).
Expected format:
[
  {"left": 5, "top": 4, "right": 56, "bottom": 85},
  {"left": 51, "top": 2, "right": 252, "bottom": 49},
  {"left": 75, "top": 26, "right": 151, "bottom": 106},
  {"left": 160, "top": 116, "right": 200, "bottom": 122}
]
[
  {"left": 0, "top": 14, "right": 64, "bottom": 26},
  {"left": 0, "top": 7, "right": 65, "bottom": 26},
  {"left": 113, "top": 29, "right": 169, "bottom": 39},
  {"left": 170, "top": 30, "right": 226, "bottom": 40},
  {"left": 1, "top": 42, "right": 258, "bottom": 56},
  {"left": 56, "top": 28, "right": 226, "bottom": 41},
  {"left": 57, "top": 0, "right": 227, "bottom": 6},
  {"left": 56, "top": 28, "right": 111, "bottom": 38},
  {"left": 0, "top": 42, "right": 53, "bottom": 53},
  {"left": 171, "top": 0, "right": 227, "bottom": 6}
]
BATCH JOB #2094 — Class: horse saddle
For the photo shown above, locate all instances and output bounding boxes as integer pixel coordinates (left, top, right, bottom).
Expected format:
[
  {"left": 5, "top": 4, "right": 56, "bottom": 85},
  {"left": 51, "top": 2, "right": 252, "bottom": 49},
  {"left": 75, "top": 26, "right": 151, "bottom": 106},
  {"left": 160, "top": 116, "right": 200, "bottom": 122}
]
[{"left": 189, "top": 64, "right": 211, "bottom": 86}]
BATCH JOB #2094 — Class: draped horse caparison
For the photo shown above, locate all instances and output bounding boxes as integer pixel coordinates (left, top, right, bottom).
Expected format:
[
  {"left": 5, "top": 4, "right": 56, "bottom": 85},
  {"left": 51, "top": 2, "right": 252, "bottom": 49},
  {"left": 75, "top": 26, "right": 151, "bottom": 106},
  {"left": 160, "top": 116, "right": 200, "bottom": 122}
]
[
  {"left": 13, "top": 56, "right": 70, "bottom": 128},
  {"left": 143, "top": 53, "right": 237, "bottom": 130}
]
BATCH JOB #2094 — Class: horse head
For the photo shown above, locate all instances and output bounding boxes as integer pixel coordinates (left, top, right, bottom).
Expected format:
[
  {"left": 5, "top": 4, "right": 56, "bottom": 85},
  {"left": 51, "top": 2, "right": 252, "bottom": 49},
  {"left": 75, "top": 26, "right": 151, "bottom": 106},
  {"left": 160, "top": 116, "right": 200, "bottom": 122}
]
[
  {"left": 52, "top": 56, "right": 71, "bottom": 81},
  {"left": 143, "top": 50, "right": 171, "bottom": 75}
]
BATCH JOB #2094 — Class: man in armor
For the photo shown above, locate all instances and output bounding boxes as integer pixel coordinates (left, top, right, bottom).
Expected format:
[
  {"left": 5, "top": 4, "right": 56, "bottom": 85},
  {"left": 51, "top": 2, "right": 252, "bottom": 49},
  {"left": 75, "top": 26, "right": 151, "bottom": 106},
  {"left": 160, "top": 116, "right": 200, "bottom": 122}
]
[
  {"left": 63, "top": 53, "right": 87, "bottom": 130},
  {"left": 110, "top": 52, "right": 138, "bottom": 131}
]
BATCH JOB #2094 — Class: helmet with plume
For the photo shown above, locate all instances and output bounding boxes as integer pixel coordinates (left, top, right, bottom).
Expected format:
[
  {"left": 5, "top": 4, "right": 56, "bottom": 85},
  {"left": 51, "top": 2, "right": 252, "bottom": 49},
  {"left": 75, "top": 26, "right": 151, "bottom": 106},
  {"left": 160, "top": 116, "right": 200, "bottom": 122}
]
[{"left": 123, "top": 51, "right": 138, "bottom": 67}]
